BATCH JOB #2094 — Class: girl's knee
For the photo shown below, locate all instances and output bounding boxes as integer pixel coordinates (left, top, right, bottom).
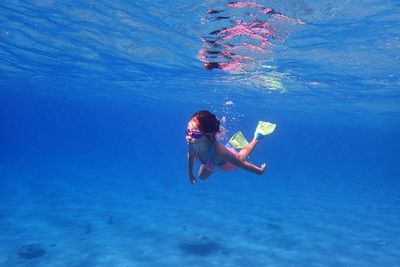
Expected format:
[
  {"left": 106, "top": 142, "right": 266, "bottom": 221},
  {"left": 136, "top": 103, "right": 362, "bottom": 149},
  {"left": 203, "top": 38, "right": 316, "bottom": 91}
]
[
  {"left": 199, "top": 173, "right": 211, "bottom": 180},
  {"left": 198, "top": 169, "right": 213, "bottom": 180}
]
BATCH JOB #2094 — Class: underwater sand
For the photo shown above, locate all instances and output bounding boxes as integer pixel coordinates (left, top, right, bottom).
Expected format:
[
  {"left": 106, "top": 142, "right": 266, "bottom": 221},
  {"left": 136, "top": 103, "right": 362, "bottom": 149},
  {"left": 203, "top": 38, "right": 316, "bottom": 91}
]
[{"left": 1, "top": 166, "right": 399, "bottom": 267}]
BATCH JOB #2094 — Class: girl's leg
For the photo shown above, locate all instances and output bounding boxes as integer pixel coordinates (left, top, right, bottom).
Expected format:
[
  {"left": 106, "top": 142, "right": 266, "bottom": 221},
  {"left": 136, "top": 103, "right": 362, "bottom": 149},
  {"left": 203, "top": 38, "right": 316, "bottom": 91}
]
[{"left": 238, "top": 138, "right": 260, "bottom": 160}]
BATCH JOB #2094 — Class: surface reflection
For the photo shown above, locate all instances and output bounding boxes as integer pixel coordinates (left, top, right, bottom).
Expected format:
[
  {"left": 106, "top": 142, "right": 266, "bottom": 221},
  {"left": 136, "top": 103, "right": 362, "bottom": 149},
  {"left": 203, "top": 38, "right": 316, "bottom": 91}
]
[{"left": 198, "top": 1, "right": 302, "bottom": 71}]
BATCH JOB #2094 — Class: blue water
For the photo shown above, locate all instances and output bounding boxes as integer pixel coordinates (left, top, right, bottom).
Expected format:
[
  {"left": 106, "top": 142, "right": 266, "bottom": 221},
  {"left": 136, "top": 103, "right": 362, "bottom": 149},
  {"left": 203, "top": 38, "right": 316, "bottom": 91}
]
[{"left": 0, "top": 0, "right": 399, "bottom": 266}]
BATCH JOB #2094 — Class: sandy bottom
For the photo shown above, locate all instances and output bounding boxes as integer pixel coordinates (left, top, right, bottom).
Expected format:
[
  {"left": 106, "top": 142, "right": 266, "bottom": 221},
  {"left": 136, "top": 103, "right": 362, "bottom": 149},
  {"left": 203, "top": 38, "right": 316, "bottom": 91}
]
[{"left": 0, "top": 167, "right": 399, "bottom": 267}]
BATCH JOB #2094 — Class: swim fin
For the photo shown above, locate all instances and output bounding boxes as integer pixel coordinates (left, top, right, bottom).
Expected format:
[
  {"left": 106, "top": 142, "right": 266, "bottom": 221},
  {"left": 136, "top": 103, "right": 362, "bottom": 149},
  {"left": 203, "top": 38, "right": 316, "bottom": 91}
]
[
  {"left": 227, "top": 131, "right": 249, "bottom": 149},
  {"left": 254, "top": 121, "right": 276, "bottom": 140}
]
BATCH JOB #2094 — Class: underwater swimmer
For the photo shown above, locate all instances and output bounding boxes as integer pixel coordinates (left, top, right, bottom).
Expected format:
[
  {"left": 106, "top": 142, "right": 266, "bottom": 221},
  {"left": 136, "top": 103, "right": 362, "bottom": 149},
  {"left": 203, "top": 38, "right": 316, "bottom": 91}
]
[{"left": 186, "top": 110, "right": 276, "bottom": 184}]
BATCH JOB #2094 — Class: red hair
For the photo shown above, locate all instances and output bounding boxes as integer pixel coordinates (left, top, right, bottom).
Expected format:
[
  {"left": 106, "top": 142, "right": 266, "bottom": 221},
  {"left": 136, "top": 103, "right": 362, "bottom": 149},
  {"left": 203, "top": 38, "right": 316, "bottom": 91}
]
[{"left": 189, "top": 110, "right": 220, "bottom": 134}]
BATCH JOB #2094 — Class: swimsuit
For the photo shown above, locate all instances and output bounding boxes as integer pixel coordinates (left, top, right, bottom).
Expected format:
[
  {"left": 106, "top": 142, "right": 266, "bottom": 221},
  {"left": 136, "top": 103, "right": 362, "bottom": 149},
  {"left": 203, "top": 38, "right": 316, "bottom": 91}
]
[{"left": 195, "top": 141, "right": 238, "bottom": 172}]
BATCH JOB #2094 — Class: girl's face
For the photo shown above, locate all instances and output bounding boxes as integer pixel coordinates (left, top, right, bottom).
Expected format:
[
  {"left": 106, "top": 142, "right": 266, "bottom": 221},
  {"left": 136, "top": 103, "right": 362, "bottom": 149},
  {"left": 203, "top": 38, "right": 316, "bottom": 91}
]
[{"left": 186, "top": 119, "right": 204, "bottom": 143}]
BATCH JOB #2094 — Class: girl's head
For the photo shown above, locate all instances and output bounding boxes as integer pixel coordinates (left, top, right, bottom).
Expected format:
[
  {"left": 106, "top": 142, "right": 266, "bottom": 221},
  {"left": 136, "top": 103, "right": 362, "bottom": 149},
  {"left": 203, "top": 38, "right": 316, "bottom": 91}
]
[{"left": 186, "top": 110, "right": 220, "bottom": 142}]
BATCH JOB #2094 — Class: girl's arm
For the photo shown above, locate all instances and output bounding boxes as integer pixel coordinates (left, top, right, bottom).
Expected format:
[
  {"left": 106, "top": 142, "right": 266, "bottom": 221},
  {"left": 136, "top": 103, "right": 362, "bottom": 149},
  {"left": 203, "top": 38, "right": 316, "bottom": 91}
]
[
  {"left": 217, "top": 143, "right": 266, "bottom": 175},
  {"left": 187, "top": 145, "right": 197, "bottom": 184}
]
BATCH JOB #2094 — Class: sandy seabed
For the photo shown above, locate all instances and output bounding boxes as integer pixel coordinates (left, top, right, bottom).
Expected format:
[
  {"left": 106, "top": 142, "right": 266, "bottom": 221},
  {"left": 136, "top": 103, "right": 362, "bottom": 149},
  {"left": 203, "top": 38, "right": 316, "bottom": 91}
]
[{"left": 0, "top": 167, "right": 399, "bottom": 267}]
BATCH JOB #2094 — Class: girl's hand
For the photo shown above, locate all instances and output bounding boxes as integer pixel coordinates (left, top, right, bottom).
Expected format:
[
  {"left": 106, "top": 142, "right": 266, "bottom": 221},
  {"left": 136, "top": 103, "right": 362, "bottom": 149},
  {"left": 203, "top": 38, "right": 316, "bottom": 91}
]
[
  {"left": 259, "top": 163, "right": 267, "bottom": 175},
  {"left": 189, "top": 174, "right": 197, "bottom": 184}
]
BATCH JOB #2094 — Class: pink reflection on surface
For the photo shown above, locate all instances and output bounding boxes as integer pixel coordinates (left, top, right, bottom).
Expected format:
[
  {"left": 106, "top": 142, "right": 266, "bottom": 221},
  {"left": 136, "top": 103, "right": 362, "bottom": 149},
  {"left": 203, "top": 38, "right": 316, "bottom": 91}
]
[
  {"left": 227, "top": 1, "right": 262, "bottom": 9},
  {"left": 199, "top": 1, "right": 302, "bottom": 71}
]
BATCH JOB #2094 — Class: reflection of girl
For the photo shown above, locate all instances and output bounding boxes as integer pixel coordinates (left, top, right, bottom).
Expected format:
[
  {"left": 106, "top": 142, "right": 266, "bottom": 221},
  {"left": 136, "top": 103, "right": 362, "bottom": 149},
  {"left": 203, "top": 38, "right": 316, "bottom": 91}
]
[
  {"left": 198, "top": 49, "right": 250, "bottom": 70},
  {"left": 199, "top": 1, "right": 300, "bottom": 70},
  {"left": 199, "top": 17, "right": 273, "bottom": 70},
  {"left": 186, "top": 110, "right": 268, "bottom": 184}
]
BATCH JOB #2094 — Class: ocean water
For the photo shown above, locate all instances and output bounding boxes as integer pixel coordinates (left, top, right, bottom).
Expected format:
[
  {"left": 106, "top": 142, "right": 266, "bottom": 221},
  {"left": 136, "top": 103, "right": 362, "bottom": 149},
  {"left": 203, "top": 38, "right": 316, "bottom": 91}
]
[{"left": 0, "top": 0, "right": 399, "bottom": 266}]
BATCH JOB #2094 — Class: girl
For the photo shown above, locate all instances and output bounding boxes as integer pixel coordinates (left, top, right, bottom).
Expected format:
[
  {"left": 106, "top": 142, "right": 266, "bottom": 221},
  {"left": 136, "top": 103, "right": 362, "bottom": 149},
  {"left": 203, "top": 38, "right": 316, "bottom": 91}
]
[{"left": 186, "top": 110, "right": 275, "bottom": 184}]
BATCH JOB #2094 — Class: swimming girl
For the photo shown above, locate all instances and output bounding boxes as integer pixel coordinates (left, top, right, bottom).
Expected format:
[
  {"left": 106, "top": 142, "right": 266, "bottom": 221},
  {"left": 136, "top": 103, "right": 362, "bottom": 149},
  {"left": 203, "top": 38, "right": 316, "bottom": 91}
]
[{"left": 186, "top": 110, "right": 276, "bottom": 184}]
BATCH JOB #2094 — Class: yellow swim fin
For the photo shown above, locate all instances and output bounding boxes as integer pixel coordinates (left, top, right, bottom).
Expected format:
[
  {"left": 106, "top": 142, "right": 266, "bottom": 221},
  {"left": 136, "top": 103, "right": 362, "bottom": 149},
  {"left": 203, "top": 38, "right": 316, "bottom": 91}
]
[
  {"left": 254, "top": 121, "right": 276, "bottom": 139},
  {"left": 227, "top": 131, "right": 249, "bottom": 149}
]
